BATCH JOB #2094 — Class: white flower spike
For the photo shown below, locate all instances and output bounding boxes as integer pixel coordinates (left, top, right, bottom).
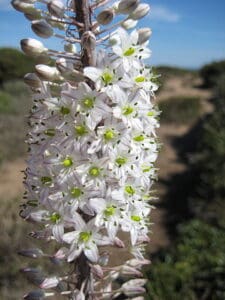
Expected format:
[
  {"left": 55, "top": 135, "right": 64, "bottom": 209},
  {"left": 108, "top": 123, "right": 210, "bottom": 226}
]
[{"left": 12, "top": 0, "right": 160, "bottom": 298}]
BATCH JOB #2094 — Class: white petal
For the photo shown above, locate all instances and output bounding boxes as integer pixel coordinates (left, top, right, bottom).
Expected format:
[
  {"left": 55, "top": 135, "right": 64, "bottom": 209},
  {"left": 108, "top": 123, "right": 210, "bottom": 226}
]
[
  {"left": 84, "top": 243, "right": 99, "bottom": 262},
  {"left": 84, "top": 67, "right": 102, "bottom": 81},
  {"left": 89, "top": 198, "right": 106, "bottom": 213},
  {"left": 52, "top": 223, "right": 64, "bottom": 242}
]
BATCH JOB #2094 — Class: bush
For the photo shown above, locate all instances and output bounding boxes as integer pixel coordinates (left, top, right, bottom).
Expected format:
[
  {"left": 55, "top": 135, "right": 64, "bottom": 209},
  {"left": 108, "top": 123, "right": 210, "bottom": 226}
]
[
  {"left": 0, "top": 48, "right": 35, "bottom": 85},
  {"left": 200, "top": 60, "right": 225, "bottom": 88},
  {"left": 146, "top": 220, "right": 225, "bottom": 300},
  {"left": 158, "top": 96, "right": 201, "bottom": 124}
]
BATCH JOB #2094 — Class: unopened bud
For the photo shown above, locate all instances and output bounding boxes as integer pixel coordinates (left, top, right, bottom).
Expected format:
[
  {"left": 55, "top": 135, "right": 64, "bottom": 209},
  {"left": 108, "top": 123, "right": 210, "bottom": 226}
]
[
  {"left": 20, "top": 38, "right": 47, "bottom": 56},
  {"left": 98, "top": 251, "right": 109, "bottom": 266},
  {"left": 21, "top": 268, "right": 45, "bottom": 285},
  {"left": 32, "top": 20, "right": 54, "bottom": 39},
  {"left": 118, "top": 0, "right": 139, "bottom": 14},
  {"left": 24, "top": 290, "right": 55, "bottom": 300},
  {"left": 22, "top": 0, "right": 36, "bottom": 3},
  {"left": 18, "top": 248, "right": 44, "bottom": 258},
  {"left": 35, "top": 65, "right": 62, "bottom": 81},
  {"left": 90, "top": 264, "right": 104, "bottom": 279},
  {"left": 24, "top": 73, "right": 42, "bottom": 88},
  {"left": 24, "top": 10, "right": 42, "bottom": 21},
  {"left": 138, "top": 27, "right": 152, "bottom": 44},
  {"left": 120, "top": 265, "right": 143, "bottom": 277},
  {"left": 23, "top": 290, "right": 45, "bottom": 300},
  {"left": 40, "top": 277, "right": 59, "bottom": 289},
  {"left": 11, "top": 0, "right": 35, "bottom": 13},
  {"left": 56, "top": 58, "right": 74, "bottom": 74},
  {"left": 97, "top": 8, "right": 114, "bottom": 25},
  {"left": 64, "top": 43, "right": 77, "bottom": 53},
  {"left": 114, "top": 237, "right": 125, "bottom": 248},
  {"left": 121, "top": 18, "right": 138, "bottom": 29},
  {"left": 129, "top": 3, "right": 150, "bottom": 20},
  {"left": 121, "top": 279, "right": 147, "bottom": 296},
  {"left": 47, "top": 0, "right": 65, "bottom": 18},
  {"left": 48, "top": 19, "right": 65, "bottom": 30}
]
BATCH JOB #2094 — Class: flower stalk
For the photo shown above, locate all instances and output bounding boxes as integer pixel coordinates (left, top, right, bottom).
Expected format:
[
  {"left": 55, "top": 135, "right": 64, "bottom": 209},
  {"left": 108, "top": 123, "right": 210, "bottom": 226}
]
[{"left": 12, "top": 0, "right": 160, "bottom": 299}]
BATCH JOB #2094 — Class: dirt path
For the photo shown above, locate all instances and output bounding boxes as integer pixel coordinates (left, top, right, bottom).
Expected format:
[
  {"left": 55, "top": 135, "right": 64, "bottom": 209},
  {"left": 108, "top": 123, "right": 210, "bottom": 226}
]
[{"left": 0, "top": 158, "right": 25, "bottom": 200}]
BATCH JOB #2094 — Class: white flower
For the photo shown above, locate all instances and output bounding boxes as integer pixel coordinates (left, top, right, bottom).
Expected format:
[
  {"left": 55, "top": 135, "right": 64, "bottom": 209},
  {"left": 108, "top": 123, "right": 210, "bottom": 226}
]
[
  {"left": 63, "top": 214, "right": 110, "bottom": 262},
  {"left": 112, "top": 28, "right": 151, "bottom": 71},
  {"left": 89, "top": 188, "right": 125, "bottom": 239}
]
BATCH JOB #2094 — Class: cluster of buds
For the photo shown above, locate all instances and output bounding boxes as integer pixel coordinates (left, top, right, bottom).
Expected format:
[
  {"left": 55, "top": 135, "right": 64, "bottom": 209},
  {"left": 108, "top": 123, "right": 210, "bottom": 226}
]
[{"left": 12, "top": 0, "right": 160, "bottom": 299}]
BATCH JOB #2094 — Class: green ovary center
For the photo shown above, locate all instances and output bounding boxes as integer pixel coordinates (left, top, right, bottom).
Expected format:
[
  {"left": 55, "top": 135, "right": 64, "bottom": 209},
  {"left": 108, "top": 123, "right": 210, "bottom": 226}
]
[
  {"left": 122, "top": 106, "right": 134, "bottom": 115},
  {"left": 41, "top": 176, "right": 52, "bottom": 186},
  {"left": 79, "top": 231, "right": 91, "bottom": 243},
  {"left": 125, "top": 185, "right": 135, "bottom": 195},
  {"left": 89, "top": 166, "right": 101, "bottom": 177},
  {"left": 115, "top": 156, "right": 127, "bottom": 166},
  {"left": 104, "top": 206, "right": 115, "bottom": 217},
  {"left": 131, "top": 215, "right": 141, "bottom": 222},
  {"left": 147, "top": 111, "right": 155, "bottom": 117},
  {"left": 133, "top": 135, "right": 145, "bottom": 142},
  {"left": 63, "top": 157, "right": 73, "bottom": 167},
  {"left": 44, "top": 128, "right": 55, "bottom": 137},
  {"left": 75, "top": 125, "right": 88, "bottom": 136},
  {"left": 135, "top": 76, "right": 145, "bottom": 83},
  {"left": 70, "top": 187, "right": 82, "bottom": 198},
  {"left": 82, "top": 97, "right": 94, "bottom": 109},
  {"left": 124, "top": 47, "right": 135, "bottom": 56},
  {"left": 60, "top": 106, "right": 70, "bottom": 115},
  {"left": 104, "top": 129, "right": 115, "bottom": 141},
  {"left": 143, "top": 166, "right": 151, "bottom": 172},
  {"left": 102, "top": 72, "right": 113, "bottom": 85},
  {"left": 50, "top": 212, "right": 61, "bottom": 223}
]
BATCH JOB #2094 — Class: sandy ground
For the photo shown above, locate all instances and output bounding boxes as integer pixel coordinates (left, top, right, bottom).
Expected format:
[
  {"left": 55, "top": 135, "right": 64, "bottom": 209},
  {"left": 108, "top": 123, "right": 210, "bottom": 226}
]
[{"left": 0, "top": 75, "right": 212, "bottom": 254}]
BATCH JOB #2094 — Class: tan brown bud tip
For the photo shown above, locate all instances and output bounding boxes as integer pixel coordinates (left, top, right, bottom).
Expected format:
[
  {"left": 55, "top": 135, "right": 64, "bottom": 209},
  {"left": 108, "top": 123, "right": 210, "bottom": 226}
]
[{"left": 97, "top": 8, "right": 114, "bottom": 25}]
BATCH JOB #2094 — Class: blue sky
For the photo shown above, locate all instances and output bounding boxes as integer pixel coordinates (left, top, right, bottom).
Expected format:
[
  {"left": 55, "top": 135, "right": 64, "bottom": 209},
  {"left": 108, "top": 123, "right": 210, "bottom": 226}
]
[{"left": 0, "top": 0, "right": 225, "bottom": 68}]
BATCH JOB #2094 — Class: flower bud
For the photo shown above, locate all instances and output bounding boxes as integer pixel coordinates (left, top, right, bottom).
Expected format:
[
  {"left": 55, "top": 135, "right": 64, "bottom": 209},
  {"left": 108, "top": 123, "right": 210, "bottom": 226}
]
[
  {"left": 47, "top": 19, "right": 66, "bottom": 30},
  {"left": 56, "top": 58, "right": 74, "bottom": 74},
  {"left": 23, "top": 290, "right": 45, "bottom": 300},
  {"left": 24, "top": 73, "right": 42, "bottom": 88},
  {"left": 64, "top": 43, "right": 77, "bottom": 53},
  {"left": 24, "top": 10, "right": 42, "bottom": 21},
  {"left": 18, "top": 248, "right": 44, "bottom": 258},
  {"left": 97, "top": 8, "right": 114, "bottom": 25},
  {"left": 20, "top": 38, "right": 48, "bottom": 56},
  {"left": 31, "top": 20, "right": 54, "bottom": 39},
  {"left": 22, "top": 0, "right": 36, "bottom": 3},
  {"left": 118, "top": 0, "right": 139, "bottom": 14},
  {"left": 90, "top": 264, "right": 104, "bottom": 279},
  {"left": 138, "top": 27, "right": 152, "bottom": 44},
  {"left": 40, "top": 277, "right": 59, "bottom": 289},
  {"left": 21, "top": 268, "right": 45, "bottom": 285},
  {"left": 11, "top": 0, "right": 35, "bottom": 13},
  {"left": 56, "top": 58, "right": 85, "bottom": 81},
  {"left": 35, "top": 64, "right": 62, "bottom": 81},
  {"left": 24, "top": 290, "right": 55, "bottom": 300},
  {"left": 109, "top": 33, "right": 121, "bottom": 46},
  {"left": 129, "top": 3, "right": 150, "bottom": 20},
  {"left": 121, "top": 279, "right": 147, "bottom": 296},
  {"left": 121, "top": 18, "right": 138, "bottom": 29},
  {"left": 47, "top": 0, "right": 65, "bottom": 18}
]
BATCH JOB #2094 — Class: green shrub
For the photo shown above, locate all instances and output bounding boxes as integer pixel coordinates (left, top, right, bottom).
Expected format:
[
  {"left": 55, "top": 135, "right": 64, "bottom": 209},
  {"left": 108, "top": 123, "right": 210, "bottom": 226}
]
[
  {"left": 146, "top": 220, "right": 225, "bottom": 300},
  {"left": 200, "top": 60, "right": 225, "bottom": 88},
  {"left": 0, "top": 91, "right": 14, "bottom": 114},
  {"left": 0, "top": 48, "right": 35, "bottom": 85},
  {"left": 158, "top": 96, "right": 201, "bottom": 124}
]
